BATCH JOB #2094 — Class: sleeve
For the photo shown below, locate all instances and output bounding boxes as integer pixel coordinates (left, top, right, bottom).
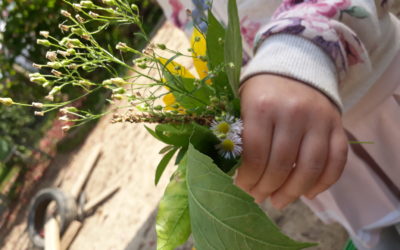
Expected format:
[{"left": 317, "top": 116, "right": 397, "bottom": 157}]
[{"left": 241, "top": 0, "right": 398, "bottom": 110}]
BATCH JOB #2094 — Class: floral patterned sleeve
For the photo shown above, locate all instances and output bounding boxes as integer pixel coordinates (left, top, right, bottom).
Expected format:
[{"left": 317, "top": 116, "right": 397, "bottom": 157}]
[{"left": 242, "top": 0, "right": 400, "bottom": 109}]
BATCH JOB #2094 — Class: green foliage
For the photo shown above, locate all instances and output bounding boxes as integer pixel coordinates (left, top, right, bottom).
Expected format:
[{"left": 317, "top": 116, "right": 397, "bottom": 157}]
[
  {"left": 206, "top": 10, "right": 233, "bottom": 99},
  {"left": 155, "top": 147, "right": 178, "bottom": 185},
  {"left": 156, "top": 156, "right": 191, "bottom": 250},
  {"left": 224, "top": 0, "right": 243, "bottom": 98},
  {"left": 0, "top": 0, "right": 162, "bottom": 205},
  {"left": 0, "top": 0, "right": 162, "bottom": 162},
  {"left": 185, "top": 145, "right": 315, "bottom": 250}
]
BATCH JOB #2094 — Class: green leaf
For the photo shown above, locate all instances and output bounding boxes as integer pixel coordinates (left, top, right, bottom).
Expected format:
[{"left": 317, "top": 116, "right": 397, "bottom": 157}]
[
  {"left": 342, "top": 6, "right": 369, "bottom": 19},
  {"left": 171, "top": 77, "right": 213, "bottom": 111},
  {"left": 145, "top": 125, "right": 162, "bottom": 141},
  {"left": 186, "top": 145, "right": 316, "bottom": 250},
  {"left": 159, "top": 145, "right": 175, "bottom": 154},
  {"left": 224, "top": 0, "right": 243, "bottom": 98},
  {"left": 155, "top": 123, "right": 219, "bottom": 150},
  {"left": 206, "top": 10, "right": 233, "bottom": 99},
  {"left": 155, "top": 147, "right": 178, "bottom": 185},
  {"left": 156, "top": 156, "right": 191, "bottom": 250},
  {"left": 175, "top": 147, "right": 188, "bottom": 165},
  {"left": 207, "top": 10, "right": 226, "bottom": 70}
]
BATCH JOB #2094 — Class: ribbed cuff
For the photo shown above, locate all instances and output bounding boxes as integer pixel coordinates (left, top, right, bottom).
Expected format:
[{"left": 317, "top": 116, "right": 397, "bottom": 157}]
[{"left": 241, "top": 34, "right": 342, "bottom": 110}]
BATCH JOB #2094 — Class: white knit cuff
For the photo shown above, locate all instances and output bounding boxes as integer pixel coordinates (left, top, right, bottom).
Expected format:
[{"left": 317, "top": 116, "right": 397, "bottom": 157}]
[{"left": 241, "top": 34, "right": 342, "bottom": 110}]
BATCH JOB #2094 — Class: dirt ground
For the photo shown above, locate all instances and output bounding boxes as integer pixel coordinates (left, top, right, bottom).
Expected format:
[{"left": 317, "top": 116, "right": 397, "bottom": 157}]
[{"left": 1, "top": 22, "right": 348, "bottom": 250}]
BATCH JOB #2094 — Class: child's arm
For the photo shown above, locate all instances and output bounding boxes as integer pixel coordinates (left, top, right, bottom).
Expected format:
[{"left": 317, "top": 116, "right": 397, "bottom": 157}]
[{"left": 236, "top": 0, "right": 398, "bottom": 208}]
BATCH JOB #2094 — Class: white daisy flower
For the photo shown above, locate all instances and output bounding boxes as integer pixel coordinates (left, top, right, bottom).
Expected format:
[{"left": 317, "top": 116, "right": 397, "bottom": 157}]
[
  {"left": 216, "top": 133, "right": 243, "bottom": 159},
  {"left": 210, "top": 115, "right": 237, "bottom": 136},
  {"left": 231, "top": 119, "right": 243, "bottom": 135}
]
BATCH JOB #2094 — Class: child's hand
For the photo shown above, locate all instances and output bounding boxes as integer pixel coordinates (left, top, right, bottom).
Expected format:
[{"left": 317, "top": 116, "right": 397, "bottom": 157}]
[{"left": 236, "top": 74, "right": 348, "bottom": 209}]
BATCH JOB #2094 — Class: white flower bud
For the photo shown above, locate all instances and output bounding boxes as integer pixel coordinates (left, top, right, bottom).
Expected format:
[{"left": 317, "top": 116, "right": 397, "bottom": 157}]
[
  {"left": 51, "top": 69, "right": 62, "bottom": 77},
  {"left": 66, "top": 48, "right": 76, "bottom": 55},
  {"left": 39, "top": 31, "right": 49, "bottom": 38},
  {"left": 80, "top": 1, "right": 95, "bottom": 8},
  {"left": 32, "top": 102, "right": 44, "bottom": 109},
  {"left": 68, "top": 64, "right": 78, "bottom": 70},
  {"left": 34, "top": 111, "right": 45, "bottom": 116},
  {"left": 88, "top": 11, "right": 99, "bottom": 18},
  {"left": 32, "top": 63, "right": 42, "bottom": 69},
  {"left": 111, "top": 77, "right": 128, "bottom": 87},
  {"left": 59, "top": 115, "right": 70, "bottom": 121},
  {"left": 59, "top": 24, "right": 70, "bottom": 31},
  {"left": 30, "top": 76, "right": 47, "bottom": 84},
  {"left": 49, "top": 86, "right": 62, "bottom": 96},
  {"left": 37, "top": 39, "right": 51, "bottom": 47},
  {"left": 75, "top": 14, "right": 85, "bottom": 23},
  {"left": 116, "top": 42, "right": 128, "bottom": 51},
  {"left": 46, "top": 51, "right": 58, "bottom": 62},
  {"left": 57, "top": 50, "right": 70, "bottom": 57},
  {"left": 47, "top": 62, "right": 62, "bottom": 69},
  {"left": 60, "top": 107, "right": 78, "bottom": 114},
  {"left": 45, "top": 95, "right": 54, "bottom": 101},
  {"left": 62, "top": 125, "right": 71, "bottom": 132},
  {"left": 61, "top": 10, "right": 71, "bottom": 18},
  {"left": 73, "top": 4, "right": 82, "bottom": 11},
  {"left": 0, "top": 97, "right": 14, "bottom": 106}
]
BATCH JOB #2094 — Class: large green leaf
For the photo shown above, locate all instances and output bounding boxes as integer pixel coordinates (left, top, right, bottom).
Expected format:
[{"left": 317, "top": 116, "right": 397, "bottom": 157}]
[
  {"left": 206, "top": 10, "right": 233, "bottom": 99},
  {"left": 224, "top": 0, "right": 243, "bottom": 98},
  {"left": 186, "top": 145, "right": 316, "bottom": 250},
  {"left": 156, "top": 156, "right": 191, "bottom": 250}
]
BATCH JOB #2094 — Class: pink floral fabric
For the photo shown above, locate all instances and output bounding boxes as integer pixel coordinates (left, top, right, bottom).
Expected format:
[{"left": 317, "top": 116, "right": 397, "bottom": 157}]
[{"left": 254, "top": 0, "right": 384, "bottom": 80}]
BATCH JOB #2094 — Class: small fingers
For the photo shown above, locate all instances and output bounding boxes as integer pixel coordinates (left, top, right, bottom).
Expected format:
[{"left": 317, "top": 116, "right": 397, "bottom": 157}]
[
  {"left": 235, "top": 115, "right": 273, "bottom": 193},
  {"left": 250, "top": 118, "right": 303, "bottom": 203},
  {"left": 270, "top": 128, "right": 329, "bottom": 209},
  {"left": 305, "top": 128, "right": 348, "bottom": 199}
]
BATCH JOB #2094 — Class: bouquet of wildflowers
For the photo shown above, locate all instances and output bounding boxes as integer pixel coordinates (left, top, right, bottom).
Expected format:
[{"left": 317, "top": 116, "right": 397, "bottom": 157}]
[{"left": 1, "top": 0, "right": 315, "bottom": 249}]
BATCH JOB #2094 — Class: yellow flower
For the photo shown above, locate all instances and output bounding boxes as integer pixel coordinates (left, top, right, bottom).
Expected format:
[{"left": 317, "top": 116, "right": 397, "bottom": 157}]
[
  {"left": 191, "top": 28, "right": 208, "bottom": 80},
  {"left": 160, "top": 28, "right": 210, "bottom": 112}
]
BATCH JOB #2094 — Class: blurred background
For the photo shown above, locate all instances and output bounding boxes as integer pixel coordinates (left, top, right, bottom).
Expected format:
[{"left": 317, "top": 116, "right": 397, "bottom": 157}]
[
  {"left": 0, "top": 1, "right": 349, "bottom": 249},
  {"left": 0, "top": 0, "right": 161, "bottom": 217}
]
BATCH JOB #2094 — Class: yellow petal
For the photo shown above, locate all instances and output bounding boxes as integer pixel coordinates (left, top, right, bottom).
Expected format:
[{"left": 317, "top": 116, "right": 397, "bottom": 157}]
[
  {"left": 163, "top": 92, "right": 176, "bottom": 106},
  {"left": 162, "top": 92, "right": 186, "bottom": 114},
  {"left": 158, "top": 57, "right": 194, "bottom": 79},
  {"left": 191, "top": 28, "right": 209, "bottom": 80}
]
